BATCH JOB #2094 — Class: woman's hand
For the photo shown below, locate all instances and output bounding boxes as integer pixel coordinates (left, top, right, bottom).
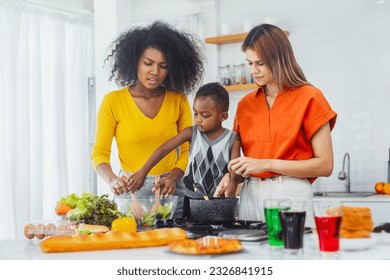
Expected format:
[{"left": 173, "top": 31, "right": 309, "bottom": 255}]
[
  {"left": 228, "top": 156, "right": 266, "bottom": 177},
  {"left": 127, "top": 171, "right": 147, "bottom": 193},
  {"left": 109, "top": 175, "right": 130, "bottom": 196}
]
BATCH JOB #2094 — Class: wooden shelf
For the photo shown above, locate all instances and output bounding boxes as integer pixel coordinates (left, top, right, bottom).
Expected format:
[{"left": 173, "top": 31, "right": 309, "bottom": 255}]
[
  {"left": 205, "top": 30, "right": 288, "bottom": 92},
  {"left": 205, "top": 33, "right": 248, "bottom": 44},
  {"left": 205, "top": 31, "right": 289, "bottom": 45},
  {"left": 224, "top": 83, "right": 257, "bottom": 92}
]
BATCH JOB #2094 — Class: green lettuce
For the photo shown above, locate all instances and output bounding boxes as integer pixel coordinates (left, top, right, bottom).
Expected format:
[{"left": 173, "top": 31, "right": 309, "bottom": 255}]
[
  {"left": 126, "top": 204, "right": 172, "bottom": 227},
  {"left": 60, "top": 193, "right": 122, "bottom": 227}
]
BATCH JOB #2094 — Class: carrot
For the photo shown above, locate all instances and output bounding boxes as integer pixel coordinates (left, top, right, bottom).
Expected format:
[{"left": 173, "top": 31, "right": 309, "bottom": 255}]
[{"left": 55, "top": 202, "right": 73, "bottom": 215}]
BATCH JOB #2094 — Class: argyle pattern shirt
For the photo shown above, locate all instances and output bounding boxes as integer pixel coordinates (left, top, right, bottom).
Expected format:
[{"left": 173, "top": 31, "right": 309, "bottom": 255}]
[{"left": 183, "top": 126, "right": 236, "bottom": 197}]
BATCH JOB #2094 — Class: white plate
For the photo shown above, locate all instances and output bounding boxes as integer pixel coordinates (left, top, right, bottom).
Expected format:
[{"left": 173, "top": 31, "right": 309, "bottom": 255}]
[
  {"left": 372, "top": 232, "right": 390, "bottom": 245},
  {"left": 310, "top": 233, "right": 377, "bottom": 251},
  {"left": 340, "top": 236, "right": 377, "bottom": 251}
]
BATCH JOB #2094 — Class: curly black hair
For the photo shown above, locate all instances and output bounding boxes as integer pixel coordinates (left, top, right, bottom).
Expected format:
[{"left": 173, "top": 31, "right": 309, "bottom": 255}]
[
  {"left": 105, "top": 21, "right": 205, "bottom": 94},
  {"left": 195, "top": 82, "right": 229, "bottom": 112}
]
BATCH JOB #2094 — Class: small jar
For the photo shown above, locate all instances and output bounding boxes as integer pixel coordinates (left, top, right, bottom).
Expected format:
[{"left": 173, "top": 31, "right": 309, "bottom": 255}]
[
  {"left": 217, "top": 64, "right": 231, "bottom": 86},
  {"left": 232, "top": 63, "right": 247, "bottom": 85}
]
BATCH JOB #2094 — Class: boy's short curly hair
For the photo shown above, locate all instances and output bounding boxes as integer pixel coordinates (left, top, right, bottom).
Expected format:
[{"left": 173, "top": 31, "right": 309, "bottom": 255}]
[
  {"left": 195, "top": 82, "right": 229, "bottom": 112},
  {"left": 105, "top": 21, "right": 205, "bottom": 94}
]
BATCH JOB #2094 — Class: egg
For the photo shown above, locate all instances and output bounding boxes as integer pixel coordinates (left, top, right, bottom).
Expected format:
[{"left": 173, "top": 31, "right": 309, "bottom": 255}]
[
  {"left": 44, "top": 223, "right": 56, "bottom": 237},
  {"left": 24, "top": 223, "right": 35, "bottom": 239},
  {"left": 35, "top": 223, "right": 45, "bottom": 239},
  {"left": 66, "top": 224, "right": 76, "bottom": 235},
  {"left": 56, "top": 224, "right": 67, "bottom": 234}
]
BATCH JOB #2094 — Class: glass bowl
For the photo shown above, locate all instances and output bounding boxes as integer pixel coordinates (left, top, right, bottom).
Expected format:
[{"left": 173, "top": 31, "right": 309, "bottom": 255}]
[{"left": 116, "top": 195, "right": 178, "bottom": 227}]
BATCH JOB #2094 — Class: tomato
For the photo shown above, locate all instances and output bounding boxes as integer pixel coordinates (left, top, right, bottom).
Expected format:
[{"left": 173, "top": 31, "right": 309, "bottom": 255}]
[{"left": 111, "top": 217, "right": 137, "bottom": 232}]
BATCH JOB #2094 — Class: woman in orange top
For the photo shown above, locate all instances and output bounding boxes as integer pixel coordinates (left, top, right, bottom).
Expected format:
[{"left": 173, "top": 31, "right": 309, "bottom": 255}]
[{"left": 214, "top": 24, "right": 337, "bottom": 227}]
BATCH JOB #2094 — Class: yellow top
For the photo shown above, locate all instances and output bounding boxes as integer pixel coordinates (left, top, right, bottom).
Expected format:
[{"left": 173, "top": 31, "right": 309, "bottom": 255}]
[{"left": 91, "top": 88, "right": 192, "bottom": 175}]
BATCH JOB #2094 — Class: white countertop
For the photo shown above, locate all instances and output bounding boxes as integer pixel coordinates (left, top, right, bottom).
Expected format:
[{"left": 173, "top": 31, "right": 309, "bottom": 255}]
[
  {"left": 2, "top": 195, "right": 388, "bottom": 261},
  {"left": 1, "top": 233, "right": 389, "bottom": 260},
  {"left": 313, "top": 194, "right": 390, "bottom": 202},
  {"left": 361, "top": 194, "right": 390, "bottom": 201}
]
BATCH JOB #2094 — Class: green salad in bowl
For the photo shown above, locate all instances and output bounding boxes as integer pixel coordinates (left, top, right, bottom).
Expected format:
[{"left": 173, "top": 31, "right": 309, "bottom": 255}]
[{"left": 116, "top": 195, "right": 178, "bottom": 227}]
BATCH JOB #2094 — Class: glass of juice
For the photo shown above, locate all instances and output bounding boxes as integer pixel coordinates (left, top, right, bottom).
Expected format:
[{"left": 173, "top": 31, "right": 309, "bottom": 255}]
[
  {"left": 264, "top": 199, "right": 290, "bottom": 250},
  {"left": 279, "top": 200, "right": 307, "bottom": 254},
  {"left": 313, "top": 201, "right": 343, "bottom": 257}
]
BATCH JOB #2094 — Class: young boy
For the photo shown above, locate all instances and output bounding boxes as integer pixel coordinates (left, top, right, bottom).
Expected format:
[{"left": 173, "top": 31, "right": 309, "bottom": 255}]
[{"left": 127, "top": 82, "right": 241, "bottom": 217}]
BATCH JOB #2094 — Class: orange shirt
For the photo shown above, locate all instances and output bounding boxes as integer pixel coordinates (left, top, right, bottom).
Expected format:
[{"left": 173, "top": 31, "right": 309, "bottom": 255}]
[{"left": 233, "top": 85, "right": 337, "bottom": 181}]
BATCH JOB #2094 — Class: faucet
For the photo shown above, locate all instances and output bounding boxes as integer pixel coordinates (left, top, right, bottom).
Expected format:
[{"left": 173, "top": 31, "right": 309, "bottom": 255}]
[{"left": 338, "top": 152, "right": 350, "bottom": 193}]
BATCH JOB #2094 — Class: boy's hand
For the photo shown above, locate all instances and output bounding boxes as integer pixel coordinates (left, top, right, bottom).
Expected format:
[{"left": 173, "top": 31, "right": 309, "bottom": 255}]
[
  {"left": 213, "top": 173, "right": 230, "bottom": 197},
  {"left": 128, "top": 171, "right": 147, "bottom": 193},
  {"left": 152, "top": 176, "right": 176, "bottom": 197},
  {"left": 224, "top": 182, "right": 238, "bottom": 197},
  {"left": 213, "top": 185, "right": 226, "bottom": 197}
]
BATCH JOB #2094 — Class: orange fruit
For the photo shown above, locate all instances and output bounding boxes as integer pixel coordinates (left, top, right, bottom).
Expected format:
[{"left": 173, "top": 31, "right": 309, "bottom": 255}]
[
  {"left": 383, "top": 183, "right": 390, "bottom": 195},
  {"left": 375, "top": 182, "right": 385, "bottom": 194},
  {"left": 55, "top": 202, "right": 73, "bottom": 215}
]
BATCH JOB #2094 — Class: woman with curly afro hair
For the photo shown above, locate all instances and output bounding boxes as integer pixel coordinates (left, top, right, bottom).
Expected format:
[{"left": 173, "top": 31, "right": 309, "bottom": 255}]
[{"left": 91, "top": 21, "right": 205, "bottom": 218}]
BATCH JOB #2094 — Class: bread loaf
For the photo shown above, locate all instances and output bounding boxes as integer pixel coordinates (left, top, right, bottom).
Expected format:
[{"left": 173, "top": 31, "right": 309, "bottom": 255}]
[
  {"left": 40, "top": 227, "right": 187, "bottom": 253},
  {"left": 340, "top": 206, "right": 374, "bottom": 239}
]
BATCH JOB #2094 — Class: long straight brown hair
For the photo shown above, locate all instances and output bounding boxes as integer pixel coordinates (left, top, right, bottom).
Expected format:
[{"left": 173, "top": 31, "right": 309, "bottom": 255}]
[{"left": 242, "top": 24, "right": 309, "bottom": 91}]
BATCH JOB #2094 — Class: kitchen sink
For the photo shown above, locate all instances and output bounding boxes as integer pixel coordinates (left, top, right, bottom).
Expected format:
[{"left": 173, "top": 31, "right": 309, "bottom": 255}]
[{"left": 313, "top": 191, "right": 376, "bottom": 198}]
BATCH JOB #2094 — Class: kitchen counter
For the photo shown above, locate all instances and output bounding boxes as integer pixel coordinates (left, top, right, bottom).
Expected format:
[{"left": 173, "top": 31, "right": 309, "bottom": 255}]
[
  {"left": 1, "top": 233, "right": 389, "bottom": 260},
  {"left": 2, "top": 195, "right": 389, "bottom": 261},
  {"left": 313, "top": 194, "right": 390, "bottom": 202}
]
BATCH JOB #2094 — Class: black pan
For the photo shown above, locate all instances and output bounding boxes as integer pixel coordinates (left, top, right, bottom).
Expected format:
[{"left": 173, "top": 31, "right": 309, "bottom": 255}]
[{"left": 189, "top": 197, "right": 238, "bottom": 222}]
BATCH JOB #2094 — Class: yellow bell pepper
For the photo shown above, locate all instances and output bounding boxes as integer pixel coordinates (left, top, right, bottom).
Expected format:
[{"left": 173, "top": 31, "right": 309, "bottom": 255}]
[{"left": 111, "top": 216, "right": 137, "bottom": 232}]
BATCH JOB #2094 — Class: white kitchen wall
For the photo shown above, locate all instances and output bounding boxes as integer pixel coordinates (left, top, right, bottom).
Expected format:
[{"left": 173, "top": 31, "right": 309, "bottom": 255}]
[
  {"left": 94, "top": 0, "right": 390, "bottom": 194},
  {"left": 214, "top": 0, "right": 390, "bottom": 193}
]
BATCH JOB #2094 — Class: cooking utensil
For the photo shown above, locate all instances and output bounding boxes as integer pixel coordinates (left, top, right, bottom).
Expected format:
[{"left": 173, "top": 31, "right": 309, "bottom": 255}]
[
  {"left": 193, "top": 183, "right": 209, "bottom": 200},
  {"left": 189, "top": 197, "right": 238, "bottom": 222},
  {"left": 130, "top": 192, "right": 145, "bottom": 221},
  {"left": 151, "top": 176, "right": 161, "bottom": 212}
]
